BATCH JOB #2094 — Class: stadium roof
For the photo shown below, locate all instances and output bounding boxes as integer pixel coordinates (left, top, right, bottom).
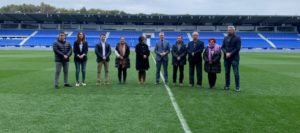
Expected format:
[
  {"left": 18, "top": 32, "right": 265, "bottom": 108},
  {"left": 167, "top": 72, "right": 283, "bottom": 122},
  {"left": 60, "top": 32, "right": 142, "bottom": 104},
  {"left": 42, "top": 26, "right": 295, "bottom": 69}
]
[{"left": 1, "top": 13, "right": 300, "bottom": 26}]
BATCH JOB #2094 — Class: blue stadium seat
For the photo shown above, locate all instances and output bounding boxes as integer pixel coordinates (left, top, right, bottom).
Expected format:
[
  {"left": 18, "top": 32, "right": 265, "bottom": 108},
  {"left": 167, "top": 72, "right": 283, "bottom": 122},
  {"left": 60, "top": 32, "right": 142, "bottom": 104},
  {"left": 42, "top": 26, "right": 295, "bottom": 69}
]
[
  {"left": 109, "top": 31, "right": 142, "bottom": 38},
  {"left": 0, "top": 30, "right": 34, "bottom": 36},
  {"left": 0, "top": 39, "right": 22, "bottom": 47},
  {"left": 198, "top": 32, "right": 224, "bottom": 39},
  {"left": 23, "top": 37, "right": 57, "bottom": 47},
  {"left": 154, "top": 32, "right": 188, "bottom": 39},
  {"left": 71, "top": 31, "right": 107, "bottom": 37},
  {"left": 261, "top": 32, "right": 300, "bottom": 39},
  {"left": 270, "top": 39, "right": 300, "bottom": 49},
  {"left": 236, "top": 32, "right": 260, "bottom": 39},
  {"left": 260, "top": 32, "right": 300, "bottom": 48},
  {"left": 241, "top": 39, "right": 272, "bottom": 49}
]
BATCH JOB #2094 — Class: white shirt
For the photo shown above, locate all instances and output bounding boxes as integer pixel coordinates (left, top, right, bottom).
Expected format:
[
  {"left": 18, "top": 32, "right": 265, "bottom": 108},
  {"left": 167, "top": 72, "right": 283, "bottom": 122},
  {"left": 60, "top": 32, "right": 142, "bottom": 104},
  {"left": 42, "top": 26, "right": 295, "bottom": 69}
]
[
  {"left": 115, "top": 44, "right": 126, "bottom": 57},
  {"left": 79, "top": 42, "right": 83, "bottom": 53},
  {"left": 115, "top": 49, "right": 120, "bottom": 57},
  {"left": 101, "top": 42, "right": 106, "bottom": 57}
]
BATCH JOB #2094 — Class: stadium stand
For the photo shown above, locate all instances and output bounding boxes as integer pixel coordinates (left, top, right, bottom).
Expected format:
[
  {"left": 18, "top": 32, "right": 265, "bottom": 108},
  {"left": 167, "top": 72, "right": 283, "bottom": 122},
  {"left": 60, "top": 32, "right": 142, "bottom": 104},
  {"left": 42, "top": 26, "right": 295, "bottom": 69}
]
[
  {"left": 151, "top": 32, "right": 190, "bottom": 47},
  {"left": 236, "top": 32, "right": 273, "bottom": 49},
  {"left": 0, "top": 39, "right": 23, "bottom": 47},
  {"left": 108, "top": 31, "right": 142, "bottom": 47},
  {"left": 261, "top": 32, "right": 300, "bottom": 49},
  {"left": 1, "top": 29, "right": 300, "bottom": 49}
]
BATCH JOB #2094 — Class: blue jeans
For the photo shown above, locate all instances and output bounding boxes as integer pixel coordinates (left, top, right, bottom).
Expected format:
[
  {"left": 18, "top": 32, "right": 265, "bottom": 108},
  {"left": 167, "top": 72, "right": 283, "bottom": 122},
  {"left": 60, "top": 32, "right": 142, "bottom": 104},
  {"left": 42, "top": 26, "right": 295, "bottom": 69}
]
[
  {"left": 75, "top": 61, "right": 87, "bottom": 83},
  {"left": 224, "top": 59, "right": 240, "bottom": 88}
]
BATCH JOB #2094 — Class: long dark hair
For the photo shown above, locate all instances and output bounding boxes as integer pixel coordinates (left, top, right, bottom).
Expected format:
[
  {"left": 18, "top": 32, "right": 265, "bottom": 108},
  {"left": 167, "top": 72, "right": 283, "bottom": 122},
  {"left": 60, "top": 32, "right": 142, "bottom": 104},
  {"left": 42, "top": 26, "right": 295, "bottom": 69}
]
[
  {"left": 76, "top": 32, "right": 86, "bottom": 44},
  {"left": 138, "top": 36, "right": 145, "bottom": 44}
]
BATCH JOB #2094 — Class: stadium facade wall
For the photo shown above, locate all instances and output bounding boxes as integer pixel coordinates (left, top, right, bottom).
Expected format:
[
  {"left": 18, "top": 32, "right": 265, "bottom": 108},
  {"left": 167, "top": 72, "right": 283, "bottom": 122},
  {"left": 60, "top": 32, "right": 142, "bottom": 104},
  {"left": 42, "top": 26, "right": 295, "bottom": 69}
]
[{"left": 0, "top": 23, "right": 297, "bottom": 32}]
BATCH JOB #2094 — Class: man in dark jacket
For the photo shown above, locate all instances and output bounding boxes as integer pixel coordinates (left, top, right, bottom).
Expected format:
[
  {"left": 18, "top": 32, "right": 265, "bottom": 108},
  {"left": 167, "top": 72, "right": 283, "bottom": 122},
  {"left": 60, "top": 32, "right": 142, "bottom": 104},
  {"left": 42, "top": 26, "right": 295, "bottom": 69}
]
[
  {"left": 53, "top": 32, "right": 72, "bottom": 89},
  {"left": 95, "top": 34, "right": 111, "bottom": 85},
  {"left": 187, "top": 32, "right": 204, "bottom": 88},
  {"left": 221, "top": 26, "right": 241, "bottom": 92},
  {"left": 171, "top": 35, "right": 187, "bottom": 86}
]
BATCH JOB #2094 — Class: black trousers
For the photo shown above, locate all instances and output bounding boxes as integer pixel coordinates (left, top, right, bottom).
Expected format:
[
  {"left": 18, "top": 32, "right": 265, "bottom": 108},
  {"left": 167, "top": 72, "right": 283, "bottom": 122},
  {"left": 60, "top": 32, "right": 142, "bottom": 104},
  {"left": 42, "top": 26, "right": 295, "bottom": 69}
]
[
  {"left": 173, "top": 65, "right": 184, "bottom": 83},
  {"left": 118, "top": 66, "right": 127, "bottom": 83},
  {"left": 208, "top": 72, "right": 217, "bottom": 88},
  {"left": 189, "top": 61, "right": 202, "bottom": 86}
]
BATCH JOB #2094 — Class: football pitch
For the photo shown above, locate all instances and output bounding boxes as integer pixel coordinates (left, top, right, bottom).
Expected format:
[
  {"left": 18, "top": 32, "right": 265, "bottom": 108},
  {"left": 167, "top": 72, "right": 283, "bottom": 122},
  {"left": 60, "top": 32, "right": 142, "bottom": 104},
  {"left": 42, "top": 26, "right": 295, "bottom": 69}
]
[{"left": 0, "top": 50, "right": 299, "bottom": 133}]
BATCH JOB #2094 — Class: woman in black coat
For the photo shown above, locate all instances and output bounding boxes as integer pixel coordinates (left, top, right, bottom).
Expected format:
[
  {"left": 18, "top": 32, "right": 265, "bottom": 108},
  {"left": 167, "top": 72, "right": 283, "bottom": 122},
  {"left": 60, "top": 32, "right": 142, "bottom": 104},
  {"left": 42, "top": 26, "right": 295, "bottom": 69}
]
[
  {"left": 73, "top": 32, "right": 88, "bottom": 87},
  {"left": 115, "top": 37, "right": 130, "bottom": 84},
  {"left": 135, "top": 36, "right": 150, "bottom": 84},
  {"left": 203, "top": 38, "right": 221, "bottom": 89}
]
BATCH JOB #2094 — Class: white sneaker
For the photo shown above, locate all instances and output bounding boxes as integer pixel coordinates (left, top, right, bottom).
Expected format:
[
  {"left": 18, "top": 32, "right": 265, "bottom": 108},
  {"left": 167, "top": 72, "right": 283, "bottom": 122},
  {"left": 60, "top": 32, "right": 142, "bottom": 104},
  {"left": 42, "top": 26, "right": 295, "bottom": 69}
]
[
  {"left": 81, "top": 83, "right": 87, "bottom": 86},
  {"left": 75, "top": 83, "right": 80, "bottom": 87}
]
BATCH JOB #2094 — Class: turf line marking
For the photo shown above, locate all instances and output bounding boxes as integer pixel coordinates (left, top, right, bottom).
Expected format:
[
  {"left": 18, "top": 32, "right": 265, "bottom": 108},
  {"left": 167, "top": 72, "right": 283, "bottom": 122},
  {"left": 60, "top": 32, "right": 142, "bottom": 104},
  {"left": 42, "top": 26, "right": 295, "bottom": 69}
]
[{"left": 150, "top": 53, "right": 192, "bottom": 133}]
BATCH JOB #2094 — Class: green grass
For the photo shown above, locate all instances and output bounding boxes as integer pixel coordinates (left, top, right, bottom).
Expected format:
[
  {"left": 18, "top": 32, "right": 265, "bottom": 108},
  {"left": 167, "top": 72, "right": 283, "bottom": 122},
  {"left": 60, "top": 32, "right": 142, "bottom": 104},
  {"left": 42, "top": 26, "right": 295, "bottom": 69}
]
[{"left": 0, "top": 50, "right": 299, "bottom": 133}]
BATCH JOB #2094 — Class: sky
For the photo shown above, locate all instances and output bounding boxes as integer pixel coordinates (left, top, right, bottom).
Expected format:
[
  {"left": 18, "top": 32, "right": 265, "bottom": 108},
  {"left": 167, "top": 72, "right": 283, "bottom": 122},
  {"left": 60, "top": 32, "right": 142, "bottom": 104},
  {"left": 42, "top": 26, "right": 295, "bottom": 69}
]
[{"left": 0, "top": 0, "right": 300, "bottom": 15}]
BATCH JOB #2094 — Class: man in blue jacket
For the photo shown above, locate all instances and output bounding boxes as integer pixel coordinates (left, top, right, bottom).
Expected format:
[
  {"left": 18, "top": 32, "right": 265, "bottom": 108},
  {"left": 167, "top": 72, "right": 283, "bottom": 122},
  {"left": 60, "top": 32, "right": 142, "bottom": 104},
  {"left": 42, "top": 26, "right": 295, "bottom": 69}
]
[
  {"left": 155, "top": 32, "right": 170, "bottom": 84},
  {"left": 187, "top": 32, "right": 204, "bottom": 88},
  {"left": 221, "top": 26, "right": 241, "bottom": 92}
]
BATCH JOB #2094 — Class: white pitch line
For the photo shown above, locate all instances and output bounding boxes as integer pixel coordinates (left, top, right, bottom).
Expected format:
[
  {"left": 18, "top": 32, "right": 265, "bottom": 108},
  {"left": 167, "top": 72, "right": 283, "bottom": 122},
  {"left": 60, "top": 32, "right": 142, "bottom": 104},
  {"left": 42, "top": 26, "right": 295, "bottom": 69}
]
[{"left": 150, "top": 53, "right": 192, "bottom": 133}]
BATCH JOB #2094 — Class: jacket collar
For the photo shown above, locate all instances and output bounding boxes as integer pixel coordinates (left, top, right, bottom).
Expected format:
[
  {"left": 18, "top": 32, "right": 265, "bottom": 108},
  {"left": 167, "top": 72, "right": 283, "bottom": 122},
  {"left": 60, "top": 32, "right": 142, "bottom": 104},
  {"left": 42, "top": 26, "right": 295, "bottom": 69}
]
[{"left": 57, "top": 39, "right": 66, "bottom": 44}]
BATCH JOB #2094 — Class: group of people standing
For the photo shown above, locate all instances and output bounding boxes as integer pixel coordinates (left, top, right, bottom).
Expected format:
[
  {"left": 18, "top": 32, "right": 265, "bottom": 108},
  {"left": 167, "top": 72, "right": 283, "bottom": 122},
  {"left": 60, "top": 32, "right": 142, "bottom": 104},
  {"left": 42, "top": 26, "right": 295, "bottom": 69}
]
[{"left": 53, "top": 26, "right": 241, "bottom": 92}]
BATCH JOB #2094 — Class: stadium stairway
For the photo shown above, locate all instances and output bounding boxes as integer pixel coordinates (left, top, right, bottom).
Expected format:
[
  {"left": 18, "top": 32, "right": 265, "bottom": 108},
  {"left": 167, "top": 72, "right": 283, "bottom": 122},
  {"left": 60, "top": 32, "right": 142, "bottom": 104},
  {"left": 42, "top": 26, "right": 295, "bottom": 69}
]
[
  {"left": 258, "top": 33, "right": 277, "bottom": 48},
  {"left": 19, "top": 30, "right": 39, "bottom": 46},
  {"left": 187, "top": 33, "right": 193, "bottom": 41},
  {"left": 106, "top": 32, "right": 110, "bottom": 40}
]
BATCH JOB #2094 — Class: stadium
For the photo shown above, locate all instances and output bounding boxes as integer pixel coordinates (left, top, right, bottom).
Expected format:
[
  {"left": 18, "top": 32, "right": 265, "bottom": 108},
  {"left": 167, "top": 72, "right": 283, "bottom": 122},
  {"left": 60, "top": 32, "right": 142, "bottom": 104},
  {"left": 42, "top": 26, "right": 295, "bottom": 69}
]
[
  {"left": 0, "top": 2, "right": 300, "bottom": 133},
  {"left": 1, "top": 14, "right": 300, "bottom": 49}
]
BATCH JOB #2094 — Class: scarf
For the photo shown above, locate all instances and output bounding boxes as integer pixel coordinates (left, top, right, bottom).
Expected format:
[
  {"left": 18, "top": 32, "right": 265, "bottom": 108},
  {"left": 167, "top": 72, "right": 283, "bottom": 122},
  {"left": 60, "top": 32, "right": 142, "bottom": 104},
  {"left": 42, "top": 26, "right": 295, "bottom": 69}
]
[
  {"left": 208, "top": 44, "right": 220, "bottom": 62},
  {"left": 118, "top": 43, "right": 127, "bottom": 68}
]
